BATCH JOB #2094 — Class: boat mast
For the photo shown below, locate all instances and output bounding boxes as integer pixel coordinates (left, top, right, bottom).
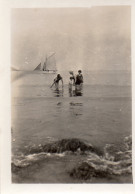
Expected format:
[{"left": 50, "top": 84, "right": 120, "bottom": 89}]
[
  {"left": 43, "top": 55, "right": 47, "bottom": 71},
  {"left": 42, "top": 52, "right": 56, "bottom": 72}
]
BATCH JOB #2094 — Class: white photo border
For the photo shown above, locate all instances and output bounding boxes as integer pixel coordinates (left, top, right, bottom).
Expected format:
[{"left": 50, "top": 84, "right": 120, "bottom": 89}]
[{"left": 0, "top": 0, "right": 135, "bottom": 194}]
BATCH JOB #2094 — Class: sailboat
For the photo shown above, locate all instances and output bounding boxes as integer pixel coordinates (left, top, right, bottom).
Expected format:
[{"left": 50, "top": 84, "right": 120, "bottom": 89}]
[
  {"left": 11, "top": 66, "right": 19, "bottom": 71},
  {"left": 34, "top": 52, "right": 57, "bottom": 73}
]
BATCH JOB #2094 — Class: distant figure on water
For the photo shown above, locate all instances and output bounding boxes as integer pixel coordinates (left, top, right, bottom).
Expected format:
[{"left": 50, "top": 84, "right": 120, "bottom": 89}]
[
  {"left": 75, "top": 70, "right": 83, "bottom": 85},
  {"left": 50, "top": 74, "right": 63, "bottom": 89}
]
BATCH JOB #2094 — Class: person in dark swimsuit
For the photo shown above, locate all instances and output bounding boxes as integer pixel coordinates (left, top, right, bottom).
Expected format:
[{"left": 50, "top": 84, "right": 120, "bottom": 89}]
[{"left": 75, "top": 70, "right": 83, "bottom": 85}]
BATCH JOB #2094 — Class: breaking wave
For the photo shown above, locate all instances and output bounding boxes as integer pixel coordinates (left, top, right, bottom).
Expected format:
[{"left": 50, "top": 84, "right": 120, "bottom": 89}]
[{"left": 12, "top": 136, "right": 132, "bottom": 180}]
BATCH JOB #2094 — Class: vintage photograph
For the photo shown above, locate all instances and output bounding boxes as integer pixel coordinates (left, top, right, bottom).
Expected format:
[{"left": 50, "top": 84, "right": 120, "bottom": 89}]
[{"left": 11, "top": 6, "right": 132, "bottom": 183}]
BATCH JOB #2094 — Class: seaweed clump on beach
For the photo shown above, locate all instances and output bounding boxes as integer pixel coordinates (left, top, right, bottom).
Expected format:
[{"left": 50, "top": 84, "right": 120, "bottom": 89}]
[
  {"left": 42, "top": 138, "right": 98, "bottom": 154},
  {"left": 70, "top": 162, "right": 109, "bottom": 180},
  {"left": 11, "top": 162, "right": 22, "bottom": 173}
]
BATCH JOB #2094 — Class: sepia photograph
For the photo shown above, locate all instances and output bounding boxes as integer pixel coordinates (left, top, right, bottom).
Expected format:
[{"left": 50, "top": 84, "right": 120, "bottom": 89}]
[{"left": 10, "top": 6, "right": 132, "bottom": 184}]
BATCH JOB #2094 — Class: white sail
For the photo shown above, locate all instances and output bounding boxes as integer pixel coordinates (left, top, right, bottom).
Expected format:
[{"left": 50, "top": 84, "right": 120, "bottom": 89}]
[
  {"left": 45, "top": 53, "right": 56, "bottom": 72},
  {"left": 11, "top": 66, "right": 19, "bottom": 71},
  {"left": 34, "top": 63, "right": 41, "bottom": 71},
  {"left": 34, "top": 52, "right": 57, "bottom": 73}
]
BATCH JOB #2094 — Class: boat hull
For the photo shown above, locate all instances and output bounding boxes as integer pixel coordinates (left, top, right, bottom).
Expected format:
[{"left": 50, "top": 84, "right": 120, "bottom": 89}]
[{"left": 38, "top": 71, "right": 57, "bottom": 74}]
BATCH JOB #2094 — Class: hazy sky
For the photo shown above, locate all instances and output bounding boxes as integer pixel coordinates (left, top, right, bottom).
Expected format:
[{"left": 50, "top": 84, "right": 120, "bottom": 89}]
[{"left": 11, "top": 6, "right": 131, "bottom": 71}]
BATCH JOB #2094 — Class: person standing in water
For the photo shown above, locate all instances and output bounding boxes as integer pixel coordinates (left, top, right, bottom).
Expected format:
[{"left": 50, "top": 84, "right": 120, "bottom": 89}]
[
  {"left": 68, "top": 71, "right": 75, "bottom": 96},
  {"left": 74, "top": 70, "right": 83, "bottom": 96},
  {"left": 69, "top": 71, "right": 75, "bottom": 86},
  {"left": 75, "top": 70, "right": 83, "bottom": 85},
  {"left": 50, "top": 74, "right": 63, "bottom": 88}
]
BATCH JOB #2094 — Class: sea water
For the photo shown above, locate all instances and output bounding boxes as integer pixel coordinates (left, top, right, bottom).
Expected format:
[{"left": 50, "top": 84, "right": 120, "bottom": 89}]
[{"left": 11, "top": 71, "right": 132, "bottom": 183}]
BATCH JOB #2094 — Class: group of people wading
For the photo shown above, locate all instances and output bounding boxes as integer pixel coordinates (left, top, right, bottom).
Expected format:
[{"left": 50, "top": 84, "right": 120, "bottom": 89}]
[{"left": 50, "top": 70, "right": 83, "bottom": 89}]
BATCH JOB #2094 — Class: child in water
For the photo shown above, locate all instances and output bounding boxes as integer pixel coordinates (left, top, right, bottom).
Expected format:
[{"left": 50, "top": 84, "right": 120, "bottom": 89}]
[
  {"left": 69, "top": 71, "right": 75, "bottom": 89},
  {"left": 69, "top": 71, "right": 75, "bottom": 84}
]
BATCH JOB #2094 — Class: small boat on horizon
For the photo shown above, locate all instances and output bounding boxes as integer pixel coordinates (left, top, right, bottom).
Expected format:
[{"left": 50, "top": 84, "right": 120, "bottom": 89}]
[{"left": 34, "top": 52, "right": 57, "bottom": 74}]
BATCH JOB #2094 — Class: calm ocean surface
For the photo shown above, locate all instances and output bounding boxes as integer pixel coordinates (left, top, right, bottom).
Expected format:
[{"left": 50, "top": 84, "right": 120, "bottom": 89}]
[{"left": 11, "top": 71, "right": 132, "bottom": 183}]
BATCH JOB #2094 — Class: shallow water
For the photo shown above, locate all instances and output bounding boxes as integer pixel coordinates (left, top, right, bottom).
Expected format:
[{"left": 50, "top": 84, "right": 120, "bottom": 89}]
[{"left": 11, "top": 71, "right": 132, "bottom": 183}]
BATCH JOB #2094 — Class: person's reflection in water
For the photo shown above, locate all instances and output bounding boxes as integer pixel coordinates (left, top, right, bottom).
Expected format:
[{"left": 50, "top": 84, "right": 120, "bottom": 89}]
[
  {"left": 69, "top": 86, "right": 75, "bottom": 97},
  {"left": 53, "top": 88, "right": 64, "bottom": 97},
  {"left": 75, "top": 84, "right": 83, "bottom": 96},
  {"left": 69, "top": 84, "right": 83, "bottom": 97},
  {"left": 69, "top": 101, "right": 83, "bottom": 117}
]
